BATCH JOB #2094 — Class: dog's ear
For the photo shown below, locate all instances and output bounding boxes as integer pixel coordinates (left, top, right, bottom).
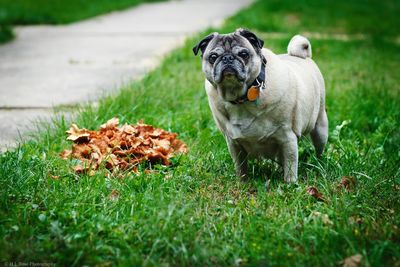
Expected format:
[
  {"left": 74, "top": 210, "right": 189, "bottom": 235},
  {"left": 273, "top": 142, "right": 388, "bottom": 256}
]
[
  {"left": 236, "top": 28, "right": 264, "bottom": 50},
  {"left": 193, "top": 32, "right": 217, "bottom": 56}
]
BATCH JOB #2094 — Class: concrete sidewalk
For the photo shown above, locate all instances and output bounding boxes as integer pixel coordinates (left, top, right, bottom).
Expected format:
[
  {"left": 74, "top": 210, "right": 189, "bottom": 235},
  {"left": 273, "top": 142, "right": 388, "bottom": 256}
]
[{"left": 0, "top": 0, "right": 252, "bottom": 150}]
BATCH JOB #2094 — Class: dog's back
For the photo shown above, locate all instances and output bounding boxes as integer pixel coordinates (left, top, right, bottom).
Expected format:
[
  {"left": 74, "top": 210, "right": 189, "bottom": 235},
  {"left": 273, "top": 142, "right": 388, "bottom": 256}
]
[{"left": 277, "top": 35, "right": 326, "bottom": 135}]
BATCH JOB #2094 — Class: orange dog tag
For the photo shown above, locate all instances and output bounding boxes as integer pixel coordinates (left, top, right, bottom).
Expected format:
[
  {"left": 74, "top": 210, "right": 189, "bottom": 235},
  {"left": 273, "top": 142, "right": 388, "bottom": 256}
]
[{"left": 247, "top": 86, "right": 259, "bottom": 101}]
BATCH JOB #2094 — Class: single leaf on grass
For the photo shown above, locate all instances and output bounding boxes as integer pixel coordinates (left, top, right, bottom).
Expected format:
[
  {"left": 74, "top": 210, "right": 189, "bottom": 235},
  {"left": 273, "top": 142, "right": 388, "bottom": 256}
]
[
  {"left": 164, "top": 174, "right": 173, "bottom": 180},
  {"left": 310, "top": 211, "right": 333, "bottom": 225},
  {"left": 50, "top": 175, "right": 60, "bottom": 180},
  {"left": 339, "top": 176, "right": 357, "bottom": 191},
  {"left": 338, "top": 254, "right": 362, "bottom": 267},
  {"left": 145, "top": 169, "right": 158, "bottom": 175},
  {"left": 349, "top": 216, "right": 363, "bottom": 225},
  {"left": 306, "top": 186, "right": 325, "bottom": 201},
  {"left": 73, "top": 165, "right": 85, "bottom": 174},
  {"left": 108, "top": 189, "right": 120, "bottom": 201},
  {"left": 73, "top": 163, "right": 95, "bottom": 176}
]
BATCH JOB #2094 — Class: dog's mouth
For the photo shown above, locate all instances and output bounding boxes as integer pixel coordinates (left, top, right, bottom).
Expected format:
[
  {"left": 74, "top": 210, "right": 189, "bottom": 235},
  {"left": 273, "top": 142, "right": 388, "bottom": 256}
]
[
  {"left": 221, "top": 66, "right": 238, "bottom": 77},
  {"left": 214, "top": 61, "right": 246, "bottom": 84}
]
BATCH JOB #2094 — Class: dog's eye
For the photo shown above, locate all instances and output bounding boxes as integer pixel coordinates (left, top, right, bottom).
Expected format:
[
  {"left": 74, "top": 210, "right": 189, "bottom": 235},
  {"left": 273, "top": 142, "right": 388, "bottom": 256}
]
[
  {"left": 239, "top": 51, "right": 249, "bottom": 60},
  {"left": 209, "top": 53, "right": 218, "bottom": 64}
]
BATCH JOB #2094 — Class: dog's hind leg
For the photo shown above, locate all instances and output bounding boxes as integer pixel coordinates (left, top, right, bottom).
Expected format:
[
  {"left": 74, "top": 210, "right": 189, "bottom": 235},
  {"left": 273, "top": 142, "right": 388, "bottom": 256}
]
[
  {"left": 279, "top": 132, "right": 299, "bottom": 183},
  {"left": 310, "top": 108, "right": 328, "bottom": 157}
]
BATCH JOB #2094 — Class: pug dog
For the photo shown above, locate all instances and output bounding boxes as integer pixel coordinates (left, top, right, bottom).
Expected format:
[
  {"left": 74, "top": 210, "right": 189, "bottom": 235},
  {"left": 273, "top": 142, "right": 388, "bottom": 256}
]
[{"left": 193, "top": 29, "right": 328, "bottom": 183}]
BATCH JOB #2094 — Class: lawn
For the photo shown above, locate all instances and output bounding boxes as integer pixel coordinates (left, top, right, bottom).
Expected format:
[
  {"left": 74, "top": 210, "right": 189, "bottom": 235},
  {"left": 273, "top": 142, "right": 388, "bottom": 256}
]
[
  {"left": 0, "top": 0, "right": 161, "bottom": 43},
  {"left": 0, "top": 0, "right": 399, "bottom": 266}
]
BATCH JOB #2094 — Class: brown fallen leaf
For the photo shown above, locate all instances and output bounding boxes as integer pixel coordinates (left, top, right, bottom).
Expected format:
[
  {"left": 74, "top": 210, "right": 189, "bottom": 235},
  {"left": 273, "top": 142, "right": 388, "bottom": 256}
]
[
  {"left": 108, "top": 189, "right": 120, "bottom": 201},
  {"left": 248, "top": 187, "right": 257, "bottom": 196},
  {"left": 73, "top": 164, "right": 95, "bottom": 176},
  {"left": 339, "top": 176, "right": 357, "bottom": 191},
  {"left": 120, "top": 124, "right": 137, "bottom": 135},
  {"left": 100, "top": 117, "right": 119, "bottom": 130},
  {"left": 72, "top": 144, "right": 92, "bottom": 159},
  {"left": 349, "top": 216, "right": 363, "bottom": 225},
  {"left": 73, "top": 165, "right": 86, "bottom": 174},
  {"left": 306, "top": 186, "right": 325, "bottom": 201},
  {"left": 66, "top": 124, "right": 91, "bottom": 143},
  {"left": 164, "top": 174, "right": 173, "bottom": 180},
  {"left": 144, "top": 169, "right": 158, "bottom": 175},
  {"left": 338, "top": 254, "right": 362, "bottom": 267},
  {"left": 60, "top": 149, "right": 72, "bottom": 159},
  {"left": 50, "top": 175, "right": 60, "bottom": 180},
  {"left": 95, "top": 261, "right": 112, "bottom": 267},
  {"left": 310, "top": 211, "right": 333, "bottom": 225},
  {"left": 171, "top": 139, "right": 188, "bottom": 154}
]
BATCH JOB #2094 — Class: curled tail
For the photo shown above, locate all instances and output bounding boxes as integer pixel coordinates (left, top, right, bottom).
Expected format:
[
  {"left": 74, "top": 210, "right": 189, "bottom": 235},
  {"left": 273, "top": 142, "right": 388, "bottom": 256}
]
[{"left": 287, "top": 35, "right": 312, "bottom": 59}]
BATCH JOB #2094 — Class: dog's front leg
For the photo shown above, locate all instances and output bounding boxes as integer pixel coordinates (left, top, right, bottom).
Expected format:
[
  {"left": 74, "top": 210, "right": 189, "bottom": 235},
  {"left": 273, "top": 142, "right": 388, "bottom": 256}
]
[
  {"left": 279, "top": 133, "right": 299, "bottom": 183},
  {"left": 226, "top": 138, "right": 248, "bottom": 180}
]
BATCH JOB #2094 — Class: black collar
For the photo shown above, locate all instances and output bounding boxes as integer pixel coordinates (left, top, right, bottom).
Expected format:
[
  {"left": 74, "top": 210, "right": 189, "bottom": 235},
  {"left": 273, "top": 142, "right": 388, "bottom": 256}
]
[{"left": 229, "top": 55, "right": 267, "bottom": 105}]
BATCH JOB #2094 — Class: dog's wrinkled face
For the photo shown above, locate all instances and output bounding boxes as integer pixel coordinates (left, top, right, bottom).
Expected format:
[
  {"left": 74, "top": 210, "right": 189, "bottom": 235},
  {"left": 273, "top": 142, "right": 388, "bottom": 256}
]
[{"left": 193, "top": 29, "right": 264, "bottom": 102}]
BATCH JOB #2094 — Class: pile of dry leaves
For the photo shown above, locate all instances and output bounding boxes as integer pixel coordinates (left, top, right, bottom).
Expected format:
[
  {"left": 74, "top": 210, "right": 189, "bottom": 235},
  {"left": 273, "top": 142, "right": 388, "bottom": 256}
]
[{"left": 60, "top": 118, "right": 188, "bottom": 174}]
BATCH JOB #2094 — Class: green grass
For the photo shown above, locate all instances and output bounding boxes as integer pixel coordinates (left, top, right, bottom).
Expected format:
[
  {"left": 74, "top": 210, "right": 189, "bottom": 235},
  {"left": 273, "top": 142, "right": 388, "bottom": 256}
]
[
  {"left": 1, "top": 0, "right": 400, "bottom": 266},
  {"left": 0, "top": 0, "right": 161, "bottom": 43},
  {"left": 222, "top": 0, "right": 400, "bottom": 37}
]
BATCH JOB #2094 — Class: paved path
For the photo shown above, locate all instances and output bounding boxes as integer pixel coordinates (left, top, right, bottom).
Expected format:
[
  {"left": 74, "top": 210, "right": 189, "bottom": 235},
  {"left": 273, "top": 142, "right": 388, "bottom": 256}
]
[{"left": 0, "top": 0, "right": 252, "bottom": 150}]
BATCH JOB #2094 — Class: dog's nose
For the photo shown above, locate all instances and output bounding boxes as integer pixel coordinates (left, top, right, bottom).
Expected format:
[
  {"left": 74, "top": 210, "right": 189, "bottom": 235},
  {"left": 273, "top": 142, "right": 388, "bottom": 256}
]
[{"left": 222, "top": 54, "right": 235, "bottom": 64}]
